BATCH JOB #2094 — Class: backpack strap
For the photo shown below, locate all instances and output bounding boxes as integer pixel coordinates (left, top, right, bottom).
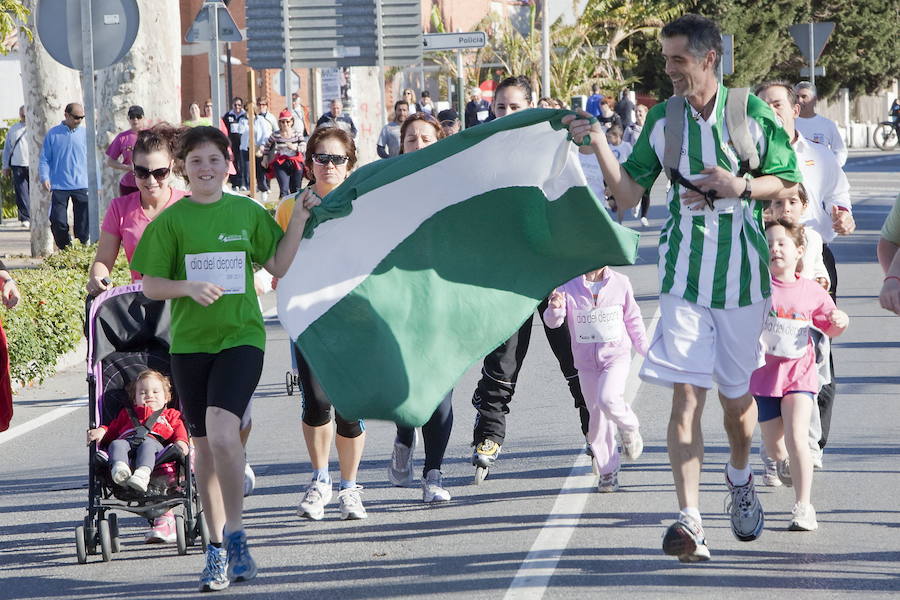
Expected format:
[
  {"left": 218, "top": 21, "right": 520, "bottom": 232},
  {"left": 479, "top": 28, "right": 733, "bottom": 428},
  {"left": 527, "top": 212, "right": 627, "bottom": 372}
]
[
  {"left": 663, "top": 96, "right": 685, "bottom": 183},
  {"left": 725, "top": 87, "right": 760, "bottom": 175}
]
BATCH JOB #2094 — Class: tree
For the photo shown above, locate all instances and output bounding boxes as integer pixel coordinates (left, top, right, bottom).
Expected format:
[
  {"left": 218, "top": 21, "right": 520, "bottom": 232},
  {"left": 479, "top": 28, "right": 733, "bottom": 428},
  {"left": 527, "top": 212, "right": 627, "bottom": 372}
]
[{"left": 0, "top": 0, "right": 29, "bottom": 52}]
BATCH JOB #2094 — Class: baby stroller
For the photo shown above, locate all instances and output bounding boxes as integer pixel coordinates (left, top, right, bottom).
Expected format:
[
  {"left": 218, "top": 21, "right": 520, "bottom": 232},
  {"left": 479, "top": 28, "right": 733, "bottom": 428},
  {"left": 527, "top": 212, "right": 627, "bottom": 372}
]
[{"left": 75, "top": 283, "right": 208, "bottom": 563}]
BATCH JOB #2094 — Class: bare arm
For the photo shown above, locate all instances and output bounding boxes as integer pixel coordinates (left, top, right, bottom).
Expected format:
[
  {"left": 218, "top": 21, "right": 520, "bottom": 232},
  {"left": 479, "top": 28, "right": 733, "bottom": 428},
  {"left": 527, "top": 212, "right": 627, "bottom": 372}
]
[
  {"left": 142, "top": 275, "right": 224, "bottom": 307},
  {"left": 105, "top": 155, "right": 131, "bottom": 173},
  {"left": 87, "top": 231, "right": 122, "bottom": 295},
  {"left": 877, "top": 238, "right": 898, "bottom": 274},
  {"left": 879, "top": 246, "right": 900, "bottom": 315}
]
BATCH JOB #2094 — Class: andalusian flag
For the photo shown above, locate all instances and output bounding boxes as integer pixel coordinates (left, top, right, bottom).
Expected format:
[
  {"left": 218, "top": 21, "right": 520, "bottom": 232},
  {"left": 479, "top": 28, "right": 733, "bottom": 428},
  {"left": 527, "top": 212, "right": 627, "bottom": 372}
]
[{"left": 276, "top": 109, "right": 639, "bottom": 426}]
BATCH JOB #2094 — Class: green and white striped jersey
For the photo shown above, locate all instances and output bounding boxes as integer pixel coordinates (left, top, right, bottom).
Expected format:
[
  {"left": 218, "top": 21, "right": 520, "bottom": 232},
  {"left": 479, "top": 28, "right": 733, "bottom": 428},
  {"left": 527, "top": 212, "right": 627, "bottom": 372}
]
[{"left": 622, "top": 85, "right": 801, "bottom": 309}]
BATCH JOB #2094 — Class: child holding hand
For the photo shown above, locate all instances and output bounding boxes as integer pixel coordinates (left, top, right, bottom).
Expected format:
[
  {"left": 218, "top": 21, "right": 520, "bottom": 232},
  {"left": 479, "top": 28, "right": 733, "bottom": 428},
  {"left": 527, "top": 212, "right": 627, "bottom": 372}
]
[
  {"left": 544, "top": 266, "right": 648, "bottom": 492},
  {"left": 87, "top": 369, "right": 189, "bottom": 493},
  {"left": 750, "top": 220, "right": 848, "bottom": 531}
]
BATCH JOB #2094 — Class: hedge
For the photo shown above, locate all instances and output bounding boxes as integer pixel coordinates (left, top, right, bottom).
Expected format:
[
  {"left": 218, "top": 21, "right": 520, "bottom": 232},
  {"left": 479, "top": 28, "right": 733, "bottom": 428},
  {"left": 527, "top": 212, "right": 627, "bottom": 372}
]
[{"left": 3, "top": 243, "right": 131, "bottom": 386}]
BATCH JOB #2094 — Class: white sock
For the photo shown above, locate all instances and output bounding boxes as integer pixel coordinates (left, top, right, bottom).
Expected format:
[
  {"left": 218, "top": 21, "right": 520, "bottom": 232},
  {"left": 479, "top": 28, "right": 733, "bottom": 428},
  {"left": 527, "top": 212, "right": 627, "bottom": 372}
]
[
  {"left": 681, "top": 507, "right": 702, "bottom": 523},
  {"left": 727, "top": 462, "right": 751, "bottom": 486}
]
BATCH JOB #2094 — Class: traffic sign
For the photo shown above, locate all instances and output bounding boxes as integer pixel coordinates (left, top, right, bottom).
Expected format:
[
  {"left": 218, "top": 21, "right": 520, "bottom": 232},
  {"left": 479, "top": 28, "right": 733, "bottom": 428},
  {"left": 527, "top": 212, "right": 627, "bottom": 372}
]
[
  {"left": 800, "top": 66, "right": 826, "bottom": 78},
  {"left": 36, "top": 0, "right": 139, "bottom": 70},
  {"left": 720, "top": 34, "right": 734, "bottom": 76},
  {"left": 423, "top": 32, "right": 486, "bottom": 51},
  {"left": 789, "top": 22, "right": 834, "bottom": 62},
  {"left": 186, "top": 1, "right": 244, "bottom": 43}
]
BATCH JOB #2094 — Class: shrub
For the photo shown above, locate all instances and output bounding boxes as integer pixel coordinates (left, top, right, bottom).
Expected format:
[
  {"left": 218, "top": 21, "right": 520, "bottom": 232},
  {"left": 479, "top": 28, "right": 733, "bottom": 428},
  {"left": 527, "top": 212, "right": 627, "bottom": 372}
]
[{"left": 3, "top": 243, "right": 131, "bottom": 386}]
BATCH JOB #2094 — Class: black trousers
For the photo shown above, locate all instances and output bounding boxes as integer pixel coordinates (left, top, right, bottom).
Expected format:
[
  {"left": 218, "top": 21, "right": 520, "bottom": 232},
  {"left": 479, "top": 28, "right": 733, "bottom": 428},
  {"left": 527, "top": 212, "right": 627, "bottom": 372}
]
[
  {"left": 11, "top": 166, "right": 29, "bottom": 222},
  {"left": 471, "top": 297, "right": 586, "bottom": 445},
  {"left": 818, "top": 244, "right": 838, "bottom": 449},
  {"left": 49, "top": 188, "right": 88, "bottom": 249}
]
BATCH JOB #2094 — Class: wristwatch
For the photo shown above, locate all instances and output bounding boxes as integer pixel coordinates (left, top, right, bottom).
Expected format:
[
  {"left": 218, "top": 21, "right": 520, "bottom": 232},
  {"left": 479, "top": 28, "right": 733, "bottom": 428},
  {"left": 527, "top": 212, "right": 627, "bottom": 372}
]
[{"left": 739, "top": 176, "right": 752, "bottom": 200}]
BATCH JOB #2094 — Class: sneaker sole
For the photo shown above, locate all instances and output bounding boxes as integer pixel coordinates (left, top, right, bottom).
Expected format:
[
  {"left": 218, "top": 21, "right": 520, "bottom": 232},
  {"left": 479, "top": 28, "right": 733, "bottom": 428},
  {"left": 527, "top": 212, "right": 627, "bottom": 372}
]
[
  {"left": 299, "top": 509, "right": 325, "bottom": 521},
  {"left": 731, "top": 518, "right": 764, "bottom": 542},
  {"left": 229, "top": 564, "right": 258, "bottom": 583},
  {"left": 788, "top": 520, "right": 818, "bottom": 532},
  {"left": 200, "top": 580, "right": 230, "bottom": 592},
  {"left": 340, "top": 512, "right": 367, "bottom": 520},
  {"left": 663, "top": 523, "right": 711, "bottom": 562}
]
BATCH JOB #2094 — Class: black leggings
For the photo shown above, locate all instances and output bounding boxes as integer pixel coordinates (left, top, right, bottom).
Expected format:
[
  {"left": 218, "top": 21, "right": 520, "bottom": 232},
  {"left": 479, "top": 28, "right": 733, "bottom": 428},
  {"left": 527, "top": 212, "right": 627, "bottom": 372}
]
[
  {"left": 396, "top": 392, "right": 454, "bottom": 477},
  {"left": 294, "top": 345, "right": 364, "bottom": 438},
  {"left": 170, "top": 345, "right": 263, "bottom": 438}
]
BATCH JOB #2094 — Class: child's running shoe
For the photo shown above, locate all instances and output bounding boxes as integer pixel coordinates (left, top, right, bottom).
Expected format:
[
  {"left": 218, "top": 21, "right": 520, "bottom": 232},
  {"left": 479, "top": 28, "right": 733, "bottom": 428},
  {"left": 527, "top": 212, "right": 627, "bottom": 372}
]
[
  {"left": 725, "top": 470, "right": 765, "bottom": 542},
  {"left": 126, "top": 466, "right": 152, "bottom": 493},
  {"left": 789, "top": 502, "right": 818, "bottom": 531},
  {"left": 472, "top": 439, "right": 501, "bottom": 468},
  {"left": 225, "top": 529, "right": 257, "bottom": 582},
  {"left": 145, "top": 511, "right": 177, "bottom": 543},
  {"left": 621, "top": 429, "right": 644, "bottom": 460},
  {"left": 597, "top": 471, "right": 619, "bottom": 493},
  {"left": 662, "top": 513, "right": 711, "bottom": 562},
  {"left": 199, "top": 544, "right": 229, "bottom": 592},
  {"left": 338, "top": 485, "right": 368, "bottom": 520},
  {"left": 298, "top": 479, "right": 333, "bottom": 521},
  {"left": 761, "top": 455, "right": 782, "bottom": 487},
  {"left": 777, "top": 458, "right": 793, "bottom": 487},
  {"left": 388, "top": 432, "right": 416, "bottom": 487},
  {"left": 110, "top": 461, "right": 131, "bottom": 485},
  {"left": 422, "top": 469, "right": 451, "bottom": 503}
]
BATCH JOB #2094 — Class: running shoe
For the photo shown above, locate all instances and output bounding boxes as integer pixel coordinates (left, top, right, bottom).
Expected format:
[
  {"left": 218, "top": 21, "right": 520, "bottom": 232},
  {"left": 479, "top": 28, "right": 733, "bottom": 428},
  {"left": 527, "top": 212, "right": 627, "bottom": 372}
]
[
  {"left": 810, "top": 448, "right": 824, "bottom": 470},
  {"left": 789, "top": 502, "right": 819, "bottom": 531},
  {"left": 298, "top": 479, "right": 333, "bottom": 520},
  {"left": 724, "top": 471, "right": 765, "bottom": 542},
  {"left": 640, "top": 217, "right": 650, "bottom": 227},
  {"left": 199, "top": 544, "right": 229, "bottom": 592},
  {"left": 621, "top": 429, "right": 644, "bottom": 460},
  {"left": 662, "top": 513, "right": 711, "bottom": 562},
  {"left": 776, "top": 458, "right": 793, "bottom": 487},
  {"left": 110, "top": 461, "right": 131, "bottom": 485},
  {"left": 388, "top": 432, "right": 416, "bottom": 487},
  {"left": 761, "top": 454, "right": 782, "bottom": 487},
  {"left": 225, "top": 529, "right": 258, "bottom": 582},
  {"left": 338, "top": 485, "right": 368, "bottom": 520},
  {"left": 243, "top": 462, "right": 256, "bottom": 497},
  {"left": 126, "top": 466, "right": 152, "bottom": 493},
  {"left": 145, "top": 511, "right": 177, "bottom": 543},
  {"left": 583, "top": 439, "right": 594, "bottom": 458},
  {"left": 472, "top": 439, "right": 501, "bottom": 468},
  {"left": 422, "top": 469, "right": 451, "bottom": 503},
  {"left": 597, "top": 471, "right": 619, "bottom": 493}
]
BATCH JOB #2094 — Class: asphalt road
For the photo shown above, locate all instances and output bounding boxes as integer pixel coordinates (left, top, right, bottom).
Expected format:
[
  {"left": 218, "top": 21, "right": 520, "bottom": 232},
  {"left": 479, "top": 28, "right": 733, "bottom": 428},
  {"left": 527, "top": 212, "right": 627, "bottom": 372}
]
[{"left": 1, "top": 150, "right": 898, "bottom": 599}]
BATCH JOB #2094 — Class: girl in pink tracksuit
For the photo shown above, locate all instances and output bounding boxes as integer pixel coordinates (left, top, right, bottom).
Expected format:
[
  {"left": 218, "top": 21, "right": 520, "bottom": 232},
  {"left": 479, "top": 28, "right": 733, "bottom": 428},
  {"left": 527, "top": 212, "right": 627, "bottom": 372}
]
[{"left": 544, "top": 266, "right": 648, "bottom": 492}]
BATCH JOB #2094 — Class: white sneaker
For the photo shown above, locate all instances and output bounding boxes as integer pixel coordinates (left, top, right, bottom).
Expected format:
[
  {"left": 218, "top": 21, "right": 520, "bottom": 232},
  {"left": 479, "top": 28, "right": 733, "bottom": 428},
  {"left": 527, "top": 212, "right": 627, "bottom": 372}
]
[
  {"left": 762, "top": 458, "right": 782, "bottom": 487},
  {"left": 776, "top": 458, "right": 793, "bottom": 487},
  {"left": 422, "top": 469, "right": 451, "bottom": 503},
  {"left": 789, "top": 502, "right": 818, "bottom": 531},
  {"left": 126, "top": 466, "right": 152, "bottom": 493},
  {"left": 388, "top": 431, "right": 416, "bottom": 487},
  {"left": 298, "top": 479, "right": 333, "bottom": 520},
  {"left": 338, "top": 485, "right": 367, "bottom": 520},
  {"left": 21, "top": 220, "right": 29, "bottom": 229},
  {"left": 110, "top": 461, "right": 131, "bottom": 485},
  {"left": 810, "top": 448, "right": 823, "bottom": 470},
  {"left": 621, "top": 429, "right": 644, "bottom": 460},
  {"left": 598, "top": 471, "right": 619, "bottom": 493},
  {"left": 243, "top": 462, "right": 256, "bottom": 497},
  {"left": 640, "top": 217, "right": 650, "bottom": 227}
]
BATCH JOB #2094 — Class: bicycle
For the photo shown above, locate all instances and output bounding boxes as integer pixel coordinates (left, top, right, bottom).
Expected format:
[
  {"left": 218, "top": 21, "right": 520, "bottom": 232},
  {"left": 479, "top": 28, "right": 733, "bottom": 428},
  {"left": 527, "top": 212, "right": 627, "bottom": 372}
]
[{"left": 873, "top": 120, "right": 900, "bottom": 151}]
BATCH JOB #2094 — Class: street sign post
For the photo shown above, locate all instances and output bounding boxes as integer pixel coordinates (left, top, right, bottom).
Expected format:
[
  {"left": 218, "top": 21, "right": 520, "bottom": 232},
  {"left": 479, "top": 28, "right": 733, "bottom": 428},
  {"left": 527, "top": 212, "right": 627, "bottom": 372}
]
[
  {"left": 789, "top": 22, "right": 835, "bottom": 89},
  {"left": 186, "top": 1, "right": 245, "bottom": 136},
  {"left": 36, "top": 0, "right": 140, "bottom": 243},
  {"left": 423, "top": 32, "right": 486, "bottom": 126}
]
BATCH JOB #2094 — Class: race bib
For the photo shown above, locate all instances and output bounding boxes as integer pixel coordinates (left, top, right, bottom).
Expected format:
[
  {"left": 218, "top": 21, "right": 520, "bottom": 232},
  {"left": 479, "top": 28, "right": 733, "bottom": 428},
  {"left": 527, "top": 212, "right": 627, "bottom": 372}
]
[
  {"left": 185, "top": 251, "right": 246, "bottom": 295},
  {"left": 761, "top": 315, "right": 810, "bottom": 358},
  {"left": 574, "top": 305, "right": 623, "bottom": 344},
  {"left": 230, "top": 123, "right": 241, "bottom": 133},
  {"left": 477, "top": 110, "right": 489, "bottom": 122}
]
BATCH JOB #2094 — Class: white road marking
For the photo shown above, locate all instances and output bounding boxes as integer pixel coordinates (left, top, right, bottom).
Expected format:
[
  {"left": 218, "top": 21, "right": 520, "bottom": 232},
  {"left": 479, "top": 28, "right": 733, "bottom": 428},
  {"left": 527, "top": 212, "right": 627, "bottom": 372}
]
[
  {"left": 504, "top": 304, "right": 660, "bottom": 599},
  {"left": 0, "top": 396, "right": 87, "bottom": 445}
]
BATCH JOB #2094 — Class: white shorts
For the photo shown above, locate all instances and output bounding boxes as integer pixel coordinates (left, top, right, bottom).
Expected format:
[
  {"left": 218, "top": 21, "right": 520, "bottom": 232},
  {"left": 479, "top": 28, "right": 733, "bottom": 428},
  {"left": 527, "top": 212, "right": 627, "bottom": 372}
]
[{"left": 639, "top": 294, "right": 769, "bottom": 398}]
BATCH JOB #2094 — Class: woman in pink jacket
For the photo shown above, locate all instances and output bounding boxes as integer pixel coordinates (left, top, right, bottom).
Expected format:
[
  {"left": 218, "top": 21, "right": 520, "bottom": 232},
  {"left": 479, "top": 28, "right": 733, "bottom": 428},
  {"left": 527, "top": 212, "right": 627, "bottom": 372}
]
[{"left": 544, "top": 266, "right": 648, "bottom": 492}]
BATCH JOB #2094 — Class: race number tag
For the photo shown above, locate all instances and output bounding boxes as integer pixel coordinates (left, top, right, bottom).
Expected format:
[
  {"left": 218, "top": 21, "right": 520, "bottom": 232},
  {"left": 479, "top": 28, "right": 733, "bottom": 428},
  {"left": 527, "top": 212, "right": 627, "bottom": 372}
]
[
  {"left": 477, "top": 110, "right": 489, "bottom": 122},
  {"left": 230, "top": 123, "right": 241, "bottom": 133},
  {"left": 761, "top": 315, "right": 810, "bottom": 358},
  {"left": 574, "top": 305, "right": 623, "bottom": 344},
  {"left": 185, "top": 251, "right": 246, "bottom": 295}
]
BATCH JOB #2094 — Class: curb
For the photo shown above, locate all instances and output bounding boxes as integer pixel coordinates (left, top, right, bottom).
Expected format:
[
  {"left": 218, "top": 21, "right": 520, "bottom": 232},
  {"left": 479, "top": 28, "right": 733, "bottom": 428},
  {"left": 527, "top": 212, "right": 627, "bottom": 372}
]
[{"left": 13, "top": 337, "right": 87, "bottom": 393}]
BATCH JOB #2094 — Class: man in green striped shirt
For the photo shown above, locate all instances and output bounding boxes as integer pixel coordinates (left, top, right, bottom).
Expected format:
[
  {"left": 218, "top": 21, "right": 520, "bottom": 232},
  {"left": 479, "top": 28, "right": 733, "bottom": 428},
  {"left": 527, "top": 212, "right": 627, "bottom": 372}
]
[{"left": 564, "top": 14, "right": 801, "bottom": 562}]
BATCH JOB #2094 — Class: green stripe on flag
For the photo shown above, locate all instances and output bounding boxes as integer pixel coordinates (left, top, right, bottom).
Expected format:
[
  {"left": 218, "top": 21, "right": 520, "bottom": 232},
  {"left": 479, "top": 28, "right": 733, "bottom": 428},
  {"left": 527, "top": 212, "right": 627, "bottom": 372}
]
[{"left": 297, "top": 185, "right": 638, "bottom": 426}]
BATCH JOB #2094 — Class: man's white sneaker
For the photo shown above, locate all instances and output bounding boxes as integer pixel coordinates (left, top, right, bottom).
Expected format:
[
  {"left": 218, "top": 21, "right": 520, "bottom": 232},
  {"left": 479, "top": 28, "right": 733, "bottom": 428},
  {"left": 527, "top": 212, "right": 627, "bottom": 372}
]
[
  {"left": 725, "top": 471, "right": 764, "bottom": 542},
  {"left": 338, "top": 485, "right": 367, "bottom": 520},
  {"left": 789, "top": 502, "right": 818, "bottom": 531},
  {"left": 422, "top": 469, "right": 451, "bottom": 503},
  {"left": 298, "top": 479, "right": 333, "bottom": 520},
  {"left": 640, "top": 217, "right": 650, "bottom": 227},
  {"left": 662, "top": 513, "right": 711, "bottom": 562}
]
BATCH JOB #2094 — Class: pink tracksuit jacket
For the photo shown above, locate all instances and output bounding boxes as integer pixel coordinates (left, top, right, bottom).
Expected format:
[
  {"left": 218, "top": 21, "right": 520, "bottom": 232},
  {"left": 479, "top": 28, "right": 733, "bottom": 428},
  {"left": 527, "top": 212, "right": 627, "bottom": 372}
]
[{"left": 543, "top": 268, "right": 648, "bottom": 370}]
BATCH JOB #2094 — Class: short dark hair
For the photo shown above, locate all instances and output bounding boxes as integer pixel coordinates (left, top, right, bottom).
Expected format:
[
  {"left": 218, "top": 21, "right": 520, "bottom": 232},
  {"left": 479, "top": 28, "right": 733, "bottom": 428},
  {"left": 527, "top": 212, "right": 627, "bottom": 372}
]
[
  {"left": 304, "top": 127, "right": 357, "bottom": 181},
  {"left": 495, "top": 76, "right": 533, "bottom": 104},
  {"left": 394, "top": 100, "right": 409, "bottom": 112},
  {"left": 754, "top": 81, "right": 797, "bottom": 106},
  {"left": 64, "top": 102, "right": 81, "bottom": 115},
  {"left": 232, "top": 97, "right": 244, "bottom": 104},
  {"left": 606, "top": 123, "right": 624, "bottom": 137},
  {"left": 661, "top": 13, "right": 722, "bottom": 70},
  {"left": 175, "top": 126, "right": 230, "bottom": 182}
]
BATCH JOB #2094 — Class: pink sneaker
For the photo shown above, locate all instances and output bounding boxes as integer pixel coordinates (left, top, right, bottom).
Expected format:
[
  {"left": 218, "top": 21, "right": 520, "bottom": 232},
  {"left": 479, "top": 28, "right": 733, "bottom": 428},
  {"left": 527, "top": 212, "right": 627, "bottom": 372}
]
[{"left": 145, "top": 511, "right": 177, "bottom": 544}]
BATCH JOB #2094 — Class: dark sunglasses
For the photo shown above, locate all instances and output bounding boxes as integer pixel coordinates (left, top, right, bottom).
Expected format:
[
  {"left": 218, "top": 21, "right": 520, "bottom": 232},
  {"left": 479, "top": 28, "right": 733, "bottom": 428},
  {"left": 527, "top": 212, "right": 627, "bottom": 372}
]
[
  {"left": 312, "top": 153, "right": 349, "bottom": 166},
  {"left": 68, "top": 114, "right": 85, "bottom": 120},
  {"left": 133, "top": 165, "right": 171, "bottom": 181}
]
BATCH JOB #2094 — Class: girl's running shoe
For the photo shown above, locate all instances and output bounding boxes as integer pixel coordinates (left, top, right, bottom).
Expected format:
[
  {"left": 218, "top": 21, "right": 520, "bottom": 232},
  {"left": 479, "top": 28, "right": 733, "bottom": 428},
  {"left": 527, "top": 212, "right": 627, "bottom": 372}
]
[
  {"left": 789, "top": 503, "right": 818, "bottom": 531},
  {"left": 199, "top": 544, "right": 229, "bottom": 592},
  {"left": 145, "top": 511, "right": 177, "bottom": 543}
]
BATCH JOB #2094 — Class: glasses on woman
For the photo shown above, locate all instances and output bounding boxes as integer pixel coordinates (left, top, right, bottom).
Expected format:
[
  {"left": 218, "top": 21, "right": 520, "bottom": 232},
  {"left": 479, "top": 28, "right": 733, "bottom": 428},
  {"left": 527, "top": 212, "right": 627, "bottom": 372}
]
[
  {"left": 133, "top": 165, "right": 171, "bottom": 181},
  {"left": 312, "top": 153, "right": 349, "bottom": 166}
]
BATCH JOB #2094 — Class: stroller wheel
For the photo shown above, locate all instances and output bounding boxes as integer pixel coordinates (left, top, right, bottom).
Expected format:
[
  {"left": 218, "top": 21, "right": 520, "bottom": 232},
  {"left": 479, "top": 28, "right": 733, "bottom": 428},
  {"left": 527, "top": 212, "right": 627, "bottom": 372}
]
[
  {"left": 84, "top": 516, "right": 97, "bottom": 555},
  {"left": 285, "top": 370, "right": 294, "bottom": 395},
  {"left": 108, "top": 513, "right": 120, "bottom": 553},
  {"left": 175, "top": 514, "right": 188, "bottom": 555},
  {"left": 98, "top": 519, "right": 113, "bottom": 562},
  {"left": 75, "top": 525, "right": 88, "bottom": 564}
]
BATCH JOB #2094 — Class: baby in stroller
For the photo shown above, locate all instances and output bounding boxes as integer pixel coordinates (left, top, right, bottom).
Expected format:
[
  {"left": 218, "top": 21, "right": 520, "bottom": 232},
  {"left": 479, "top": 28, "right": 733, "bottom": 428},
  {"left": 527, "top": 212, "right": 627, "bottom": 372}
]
[{"left": 87, "top": 369, "right": 189, "bottom": 492}]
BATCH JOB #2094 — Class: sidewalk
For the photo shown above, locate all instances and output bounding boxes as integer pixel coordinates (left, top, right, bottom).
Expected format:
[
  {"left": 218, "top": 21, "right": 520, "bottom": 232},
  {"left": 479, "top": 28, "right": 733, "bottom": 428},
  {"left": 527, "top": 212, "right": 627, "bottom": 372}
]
[{"left": 0, "top": 221, "right": 40, "bottom": 269}]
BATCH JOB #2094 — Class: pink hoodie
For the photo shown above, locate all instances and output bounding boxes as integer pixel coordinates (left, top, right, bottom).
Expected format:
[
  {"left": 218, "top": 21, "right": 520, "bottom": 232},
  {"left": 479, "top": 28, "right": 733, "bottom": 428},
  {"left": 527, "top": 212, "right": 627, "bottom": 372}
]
[{"left": 543, "top": 267, "right": 648, "bottom": 371}]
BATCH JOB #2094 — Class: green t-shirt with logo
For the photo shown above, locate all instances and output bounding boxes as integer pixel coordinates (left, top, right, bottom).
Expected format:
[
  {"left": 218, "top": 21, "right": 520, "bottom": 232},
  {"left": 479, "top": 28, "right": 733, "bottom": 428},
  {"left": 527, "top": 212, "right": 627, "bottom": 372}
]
[{"left": 131, "top": 193, "right": 283, "bottom": 354}]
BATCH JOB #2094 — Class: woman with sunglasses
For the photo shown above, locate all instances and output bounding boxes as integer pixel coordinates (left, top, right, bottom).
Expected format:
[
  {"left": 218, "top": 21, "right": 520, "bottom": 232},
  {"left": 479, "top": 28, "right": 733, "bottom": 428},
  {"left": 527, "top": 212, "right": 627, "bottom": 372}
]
[
  {"left": 383, "top": 113, "right": 453, "bottom": 503},
  {"left": 273, "top": 126, "right": 369, "bottom": 521},
  {"left": 262, "top": 109, "right": 306, "bottom": 199},
  {"left": 106, "top": 105, "right": 145, "bottom": 197},
  {"left": 88, "top": 123, "right": 186, "bottom": 295}
]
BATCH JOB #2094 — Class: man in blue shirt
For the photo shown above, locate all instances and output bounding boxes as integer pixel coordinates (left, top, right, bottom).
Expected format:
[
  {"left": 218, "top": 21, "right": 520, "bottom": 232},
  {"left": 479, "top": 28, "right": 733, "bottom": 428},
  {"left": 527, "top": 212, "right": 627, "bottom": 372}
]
[
  {"left": 39, "top": 103, "right": 88, "bottom": 249},
  {"left": 315, "top": 98, "right": 358, "bottom": 138},
  {"left": 585, "top": 84, "right": 604, "bottom": 118}
]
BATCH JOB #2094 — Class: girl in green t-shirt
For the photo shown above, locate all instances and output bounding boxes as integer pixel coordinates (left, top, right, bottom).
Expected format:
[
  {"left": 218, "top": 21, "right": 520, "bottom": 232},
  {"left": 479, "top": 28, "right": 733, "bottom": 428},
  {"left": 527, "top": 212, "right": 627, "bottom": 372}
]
[{"left": 131, "top": 126, "right": 317, "bottom": 592}]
